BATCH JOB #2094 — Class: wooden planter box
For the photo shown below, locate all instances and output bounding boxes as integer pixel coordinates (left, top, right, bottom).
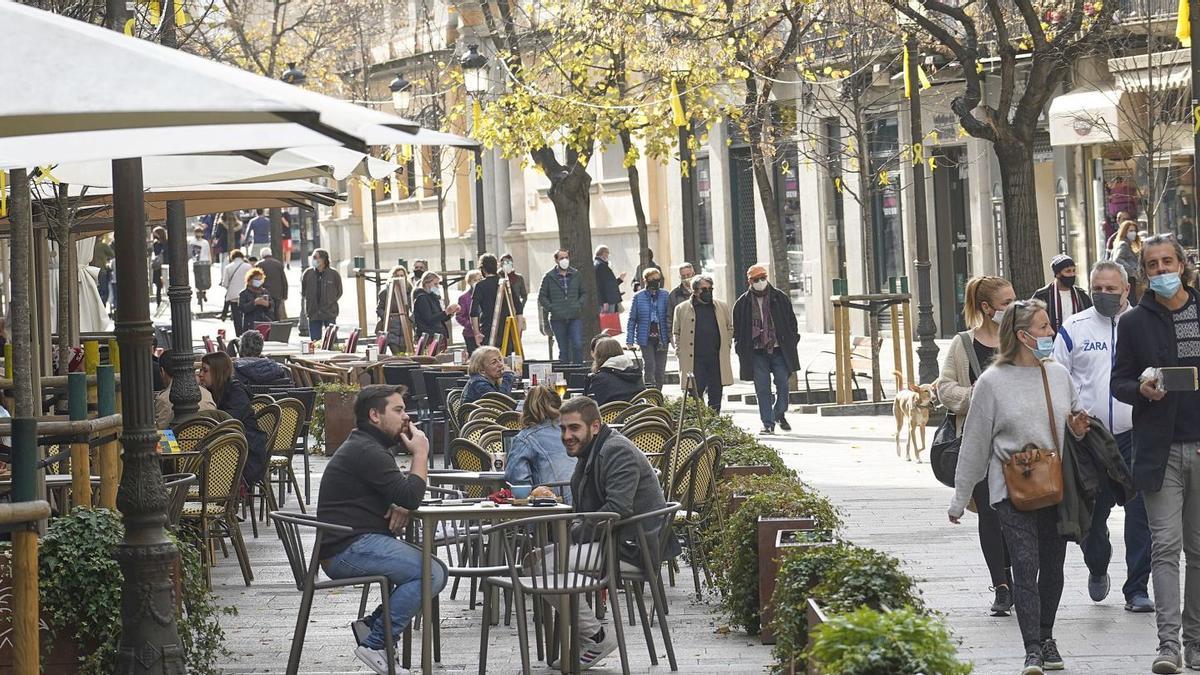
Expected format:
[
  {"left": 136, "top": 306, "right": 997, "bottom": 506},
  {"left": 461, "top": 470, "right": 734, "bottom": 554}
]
[
  {"left": 322, "top": 390, "right": 357, "bottom": 453},
  {"left": 0, "top": 566, "right": 82, "bottom": 674},
  {"left": 757, "top": 516, "right": 817, "bottom": 645},
  {"left": 721, "top": 465, "right": 774, "bottom": 479},
  {"left": 727, "top": 493, "right": 752, "bottom": 517}
]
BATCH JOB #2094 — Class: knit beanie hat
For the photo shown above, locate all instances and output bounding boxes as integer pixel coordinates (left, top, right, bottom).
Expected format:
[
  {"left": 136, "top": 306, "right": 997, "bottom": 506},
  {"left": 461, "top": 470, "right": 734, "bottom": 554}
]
[{"left": 1050, "top": 254, "right": 1075, "bottom": 275}]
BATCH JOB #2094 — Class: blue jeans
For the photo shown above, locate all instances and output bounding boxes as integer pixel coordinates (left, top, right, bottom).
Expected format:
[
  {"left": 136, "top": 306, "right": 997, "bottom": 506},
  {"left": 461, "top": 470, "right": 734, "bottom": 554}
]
[
  {"left": 1081, "top": 430, "right": 1152, "bottom": 600},
  {"left": 309, "top": 320, "right": 333, "bottom": 343},
  {"left": 325, "top": 533, "right": 448, "bottom": 650},
  {"left": 550, "top": 318, "right": 583, "bottom": 363},
  {"left": 752, "top": 350, "right": 790, "bottom": 429}
]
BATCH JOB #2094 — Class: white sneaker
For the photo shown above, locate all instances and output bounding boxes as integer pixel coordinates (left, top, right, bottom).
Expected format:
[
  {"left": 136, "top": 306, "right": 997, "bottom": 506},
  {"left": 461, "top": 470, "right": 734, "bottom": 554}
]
[
  {"left": 353, "top": 645, "right": 409, "bottom": 674},
  {"left": 579, "top": 629, "right": 618, "bottom": 670}
]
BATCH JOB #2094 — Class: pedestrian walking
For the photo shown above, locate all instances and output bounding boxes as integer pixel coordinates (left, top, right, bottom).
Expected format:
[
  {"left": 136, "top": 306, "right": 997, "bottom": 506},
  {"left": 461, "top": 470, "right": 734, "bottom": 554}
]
[
  {"left": 594, "top": 245, "right": 625, "bottom": 313},
  {"left": 583, "top": 337, "right": 644, "bottom": 405},
  {"left": 733, "top": 264, "right": 800, "bottom": 434},
  {"left": 456, "top": 270, "right": 482, "bottom": 353},
  {"left": 1052, "top": 261, "right": 1153, "bottom": 614},
  {"left": 668, "top": 261, "right": 695, "bottom": 320},
  {"left": 220, "top": 249, "right": 253, "bottom": 333},
  {"left": 935, "top": 275, "right": 1017, "bottom": 616},
  {"left": 1111, "top": 219, "right": 1143, "bottom": 305},
  {"left": 238, "top": 267, "right": 275, "bottom": 329},
  {"left": 242, "top": 208, "right": 270, "bottom": 249},
  {"left": 189, "top": 226, "right": 212, "bottom": 309},
  {"left": 470, "top": 254, "right": 507, "bottom": 349},
  {"left": 1112, "top": 234, "right": 1200, "bottom": 673},
  {"left": 91, "top": 233, "right": 115, "bottom": 306},
  {"left": 412, "top": 271, "right": 458, "bottom": 347},
  {"left": 633, "top": 248, "right": 659, "bottom": 292},
  {"left": 626, "top": 267, "right": 670, "bottom": 388},
  {"left": 255, "top": 247, "right": 288, "bottom": 320},
  {"left": 150, "top": 226, "right": 168, "bottom": 307},
  {"left": 538, "top": 249, "right": 585, "bottom": 363},
  {"left": 949, "top": 298, "right": 1090, "bottom": 675},
  {"left": 672, "top": 274, "right": 733, "bottom": 411},
  {"left": 280, "top": 211, "right": 294, "bottom": 269},
  {"left": 301, "top": 249, "right": 342, "bottom": 342},
  {"left": 1032, "top": 254, "right": 1092, "bottom": 333}
]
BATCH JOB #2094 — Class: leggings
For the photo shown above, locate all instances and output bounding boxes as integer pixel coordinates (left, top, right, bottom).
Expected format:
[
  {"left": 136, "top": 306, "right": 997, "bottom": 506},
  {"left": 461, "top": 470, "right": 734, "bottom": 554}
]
[
  {"left": 996, "top": 500, "right": 1068, "bottom": 651},
  {"left": 974, "top": 480, "right": 1012, "bottom": 588}
]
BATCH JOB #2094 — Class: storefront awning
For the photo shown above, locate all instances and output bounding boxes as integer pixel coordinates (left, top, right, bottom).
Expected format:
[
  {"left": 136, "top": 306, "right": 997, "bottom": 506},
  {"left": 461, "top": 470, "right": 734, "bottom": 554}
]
[
  {"left": 1048, "top": 88, "right": 1132, "bottom": 146},
  {"left": 1109, "top": 49, "right": 1191, "bottom": 93}
]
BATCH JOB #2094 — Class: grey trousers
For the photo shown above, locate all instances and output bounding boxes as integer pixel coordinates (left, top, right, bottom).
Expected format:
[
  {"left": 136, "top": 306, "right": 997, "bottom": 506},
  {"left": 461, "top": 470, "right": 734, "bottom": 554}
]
[
  {"left": 1144, "top": 441, "right": 1200, "bottom": 647},
  {"left": 640, "top": 344, "right": 668, "bottom": 389}
]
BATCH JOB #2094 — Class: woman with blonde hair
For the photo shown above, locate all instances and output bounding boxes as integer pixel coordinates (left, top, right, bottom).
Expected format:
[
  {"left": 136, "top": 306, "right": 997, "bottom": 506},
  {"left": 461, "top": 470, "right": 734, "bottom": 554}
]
[
  {"left": 237, "top": 267, "right": 274, "bottom": 328},
  {"left": 934, "top": 275, "right": 1017, "bottom": 616},
  {"left": 504, "top": 385, "right": 576, "bottom": 503},
  {"left": 1112, "top": 219, "right": 1143, "bottom": 304},
  {"left": 950, "top": 299, "right": 1090, "bottom": 673},
  {"left": 463, "top": 346, "right": 515, "bottom": 403},
  {"left": 583, "top": 337, "right": 644, "bottom": 405}
]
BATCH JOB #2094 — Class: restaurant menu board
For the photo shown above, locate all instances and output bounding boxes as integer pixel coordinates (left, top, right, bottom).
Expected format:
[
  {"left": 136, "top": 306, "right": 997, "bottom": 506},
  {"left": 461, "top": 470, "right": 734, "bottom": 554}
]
[
  {"left": 158, "top": 429, "right": 180, "bottom": 454},
  {"left": 528, "top": 362, "right": 552, "bottom": 387}
]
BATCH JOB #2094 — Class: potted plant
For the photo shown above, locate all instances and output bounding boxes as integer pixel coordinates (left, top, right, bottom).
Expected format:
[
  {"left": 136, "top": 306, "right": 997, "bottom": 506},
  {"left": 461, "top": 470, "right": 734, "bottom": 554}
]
[
  {"left": 312, "top": 381, "right": 360, "bottom": 454},
  {"left": 0, "top": 508, "right": 233, "bottom": 674},
  {"left": 805, "top": 606, "right": 971, "bottom": 675},
  {"left": 757, "top": 519, "right": 833, "bottom": 644}
]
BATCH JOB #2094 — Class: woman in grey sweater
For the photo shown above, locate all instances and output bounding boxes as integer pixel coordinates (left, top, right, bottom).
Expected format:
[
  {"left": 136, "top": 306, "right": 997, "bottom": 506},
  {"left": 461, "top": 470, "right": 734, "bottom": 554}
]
[{"left": 949, "top": 299, "right": 1090, "bottom": 675}]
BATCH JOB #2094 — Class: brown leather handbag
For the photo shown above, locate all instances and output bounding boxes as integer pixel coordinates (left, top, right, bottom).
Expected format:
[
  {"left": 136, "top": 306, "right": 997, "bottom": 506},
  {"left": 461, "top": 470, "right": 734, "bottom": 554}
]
[{"left": 1002, "top": 363, "right": 1064, "bottom": 511}]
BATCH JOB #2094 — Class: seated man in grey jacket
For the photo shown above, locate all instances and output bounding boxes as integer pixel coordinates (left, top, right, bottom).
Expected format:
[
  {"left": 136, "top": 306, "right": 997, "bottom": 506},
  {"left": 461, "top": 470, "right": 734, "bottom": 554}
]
[{"left": 545, "top": 395, "right": 675, "bottom": 669}]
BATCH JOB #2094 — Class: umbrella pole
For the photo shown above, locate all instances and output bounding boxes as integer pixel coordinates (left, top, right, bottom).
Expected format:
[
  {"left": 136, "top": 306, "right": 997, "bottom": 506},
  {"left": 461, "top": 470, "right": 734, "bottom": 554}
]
[
  {"left": 111, "top": 158, "right": 186, "bottom": 673},
  {"left": 166, "top": 200, "right": 200, "bottom": 419}
]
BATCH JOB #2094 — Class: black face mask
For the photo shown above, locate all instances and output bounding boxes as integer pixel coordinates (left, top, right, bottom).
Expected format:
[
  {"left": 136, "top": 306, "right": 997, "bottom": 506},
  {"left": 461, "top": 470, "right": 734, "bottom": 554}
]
[
  {"left": 698, "top": 289, "right": 713, "bottom": 304},
  {"left": 647, "top": 279, "right": 661, "bottom": 291},
  {"left": 1058, "top": 274, "right": 1076, "bottom": 288}
]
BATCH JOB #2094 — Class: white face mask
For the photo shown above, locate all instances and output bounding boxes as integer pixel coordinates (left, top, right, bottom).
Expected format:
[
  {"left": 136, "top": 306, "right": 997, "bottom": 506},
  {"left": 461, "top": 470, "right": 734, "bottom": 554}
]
[
  {"left": 991, "top": 307, "right": 1006, "bottom": 326},
  {"left": 558, "top": 258, "right": 570, "bottom": 270},
  {"left": 502, "top": 261, "right": 514, "bottom": 273},
  {"left": 429, "top": 286, "right": 441, "bottom": 298},
  {"left": 1126, "top": 230, "right": 1137, "bottom": 242},
  {"left": 751, "top": 280, "right": 768, "bottom": 292}
]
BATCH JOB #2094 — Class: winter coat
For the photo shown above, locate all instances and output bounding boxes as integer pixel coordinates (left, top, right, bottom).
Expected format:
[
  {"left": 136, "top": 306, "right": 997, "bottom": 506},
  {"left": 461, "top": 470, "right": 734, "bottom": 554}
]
[
  {"left": 221, "top": 259, "right": 253, "bottom": 303},
  {"left": 256, "top": 255, "right": 288, "bottom": 304},
  {"left": 933, "top": 329, "right": 985, "bottom": 435},
  {"left": 233, "top": 356, "right": 293, "bottom": 386},
  {"left": 213, "top": 377, "right": 268, "bottom": 484},
  {"left": 238, "top": 287, "right": 275, "bottom": 326},
  {"left": 456, "top": 287, "right": 477, "bottom": 340},
  {"left": 583, "top": 354, "right": 644, "bottom": 405},
  {"left": 1058, "top": 417, "right": 1137, "bottom": 542},
  {"left": 673, "top": 299, "right": 734, "bottom": 387},
  {"left": 412, "top": 288, "right": 452, "bottom": 337},
  {"left": 301, "top": 266, "right": 343, "bottom": 322},
  {"left": 731, "top": 285, "right": 800, "bottom": 381},
  {"left": 1032, "top": 281, "right": 1093, "bottom": 333},
  {"left": 538, "top": 268, "right": 585, "bottom": 322},
  {"left": 463, "top": 372, "right": 516, "bottom": 403},
  {"left": 626, "top": 288, "right": 671, "bottom": 348},
  {"left": 594, "top": 257, "right": 623, "bottom": 308}
]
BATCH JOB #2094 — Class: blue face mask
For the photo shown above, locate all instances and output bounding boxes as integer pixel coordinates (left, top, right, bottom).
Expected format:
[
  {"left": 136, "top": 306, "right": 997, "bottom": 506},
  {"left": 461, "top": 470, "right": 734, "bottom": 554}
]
[
  {"left": 1023, "top": 332, "right": 1054, "bottom": 359},
  {"left": 1149, "top": 272, "right": 1182, "bottom": 298}
]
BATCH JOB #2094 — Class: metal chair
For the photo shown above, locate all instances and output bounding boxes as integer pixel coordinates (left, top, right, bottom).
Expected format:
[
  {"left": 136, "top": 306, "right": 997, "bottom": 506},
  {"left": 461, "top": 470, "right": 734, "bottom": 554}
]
[
  {"left": 269, "top": 512, "right": 398, "bottom": 675},
  {"left": 598, "top": 401, "right": 631, "bottom": 424},
  {"left": 668, "top": 439, "right": 721, "bottom": 597},
  {"left": 630, "top": 388, "right": 665, "bottom": 406},
  {"left": 245, "top": 403, "right": 283, "bottom": 537},
  {"left": 610, "top": 402, "right": 653, "bottom": 424},
  {"left": 494, "top": 410, "right": 521, "bottom": 430},
  {"left": 461, "top": 419, "right": 504, "bottom": 444},
  {"left": 482, "top": 512, "right": 630, "bottom": 675},
  {"left": 163, "top": 472, "right": 197, "bottom": 528},
  {"left": 181, "top": 430, "right": 253, "bottom": 585},
  {"left": 621, "top": 420, "right": 674, "bottom": 469},
  {"left": 449, "top": 438, "right": 492, "bottom": 499},
  {"left": 285, "top": 387, "right": 317, "bottom": 503},
  {"left": 615, "top": 502, "right": 682, "bottom": 670},
  {"left": 661, "top": 428, "right": 706, "bottom": 493}
]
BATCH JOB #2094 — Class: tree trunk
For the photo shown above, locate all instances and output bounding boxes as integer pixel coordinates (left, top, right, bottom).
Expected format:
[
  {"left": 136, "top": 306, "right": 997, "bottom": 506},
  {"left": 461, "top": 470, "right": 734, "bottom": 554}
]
[
  {"left": 995, "top": 141, "right": 1044, "bottom": 297},
  {"left": 50, "top": 189, "right": 75, "bottom": 376},
  {"left": 744, "top": 111, "right": 790, "bottom": 290},
  {"left": 619, "top": 130, "right": 651, "bottom": 271},
  {"left": 9, "top": 170, "right": 34, "bottom": 417},
  {"left": 854, "top": 109, "right": 882, "bottom": 400},
  {"left": 545, "top": 164, "right": 600, "bottom": 340}
]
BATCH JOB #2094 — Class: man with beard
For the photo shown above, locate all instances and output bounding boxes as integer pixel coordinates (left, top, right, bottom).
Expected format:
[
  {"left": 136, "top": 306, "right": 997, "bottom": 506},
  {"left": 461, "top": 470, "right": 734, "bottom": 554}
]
[{"left": 317, "top": 385, "right": 447, "bottom": 674}]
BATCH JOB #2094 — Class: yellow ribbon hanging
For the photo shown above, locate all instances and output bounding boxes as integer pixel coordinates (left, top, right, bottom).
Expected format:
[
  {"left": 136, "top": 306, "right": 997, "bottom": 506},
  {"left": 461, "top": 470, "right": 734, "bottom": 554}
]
[
  {"left": 1180, "top": 0, "right": 1192, "bottom": 47},
  {"left": 475, "top": 164, "right": 483, "bottom": 180},
  {"left": 175, "top": 1, "right": 189, "bottom": 27},
  {"left": 400, "top": 145, "right": 413, "bottom": 163},
  {"left": 911, "top": 143, "right": 924, "bottom": 167},
  {"left": 680, "top": 159, "right": 690, "bottom": 178},
  {"left": 928, "top": 156, "right": 938, "bottom": 171},
  {"left": 36, "top": 166, "right": 60, "bottom": 185},
  {"left": 0, "top": 171, "right": 7, "bottom": 218},
  {"left": 471, "top": 99, "right": 483, "bottom": 131},
  {"left": 903, "top": 38, "right": 913, "bottom": 98},
  {"left": 902, "top": 36, "right": 933, "bottom": 98},
  {"left": 123, "top": 18, "right": 135, "bottom": 35},
  {"left": 834, "top": 176, "right": 843, "bottom": 194},
  {"left": 148, "top": 0, "right": 161, "bottom": 26},
  {"left": 928, "top": 130, "right": 940, "bottom": 145},
  {"left": 957, "top": 125, "right": 969, "bottom": 138},
  {"left": 1193, "top": 104, "right": 1200, "bottom": 135},
  {"left": 878, "top": 171, "right": 891, "bottom": 187},
  {"left": 670, "top": 79, "right": 687, "bottom": 128}
]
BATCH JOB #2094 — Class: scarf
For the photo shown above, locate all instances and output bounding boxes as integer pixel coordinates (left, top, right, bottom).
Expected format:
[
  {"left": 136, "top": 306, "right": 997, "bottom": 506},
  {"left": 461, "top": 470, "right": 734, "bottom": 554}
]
[{"left": 751, "top": 290, "right": 777, "bottom": 351}]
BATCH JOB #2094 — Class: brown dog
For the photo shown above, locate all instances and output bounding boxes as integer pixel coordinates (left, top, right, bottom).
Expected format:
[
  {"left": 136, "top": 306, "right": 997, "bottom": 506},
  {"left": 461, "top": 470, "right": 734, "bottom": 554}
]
[{"left": 893, "top": 381, "right": 937, "bottom": 462}]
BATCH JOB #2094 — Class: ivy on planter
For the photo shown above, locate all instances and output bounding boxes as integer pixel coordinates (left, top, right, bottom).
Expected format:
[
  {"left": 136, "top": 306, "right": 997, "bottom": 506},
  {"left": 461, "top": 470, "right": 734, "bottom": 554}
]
[
  {"left": 805, "top": 606, "right": 971, "bottom": 675},
  {"left": 310, "top": 381, "right": 361, "bottom": 455},
  {"left": 768, "top": 543, "right": 925, "bottom": 671}
]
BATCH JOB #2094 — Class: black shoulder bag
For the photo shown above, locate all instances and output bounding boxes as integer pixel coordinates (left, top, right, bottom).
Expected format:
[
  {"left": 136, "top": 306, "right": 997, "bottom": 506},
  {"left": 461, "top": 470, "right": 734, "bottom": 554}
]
[{"left": 931, "top": 332, "right": 983, "bottom": 488}]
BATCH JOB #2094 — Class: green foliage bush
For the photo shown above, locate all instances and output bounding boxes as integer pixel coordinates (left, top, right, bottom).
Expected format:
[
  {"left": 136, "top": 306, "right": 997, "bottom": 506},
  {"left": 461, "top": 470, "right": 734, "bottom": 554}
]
[
  {"left": 710, "top": 474, "right": 842, "bottom": 635},
  {"left": 769, "top": 543, "right": 925, "bottom": 671},
  {"left": 806, "top": 606, "right": 971, "bottom": 675},
  {"left": 664, "top": 396, "right": 794, "bottom": 475}
]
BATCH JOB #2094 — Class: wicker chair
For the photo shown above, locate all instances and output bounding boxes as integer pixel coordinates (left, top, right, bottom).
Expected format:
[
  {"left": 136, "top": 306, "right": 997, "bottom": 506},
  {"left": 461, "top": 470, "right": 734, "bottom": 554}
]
[
  {"left": 662, "top": 428, "right": 707, "bottom": 494},
  {"left": 668, "top": 438, "right": 721, "bottom": 597},
  {"left": 245, "top": 403, "right": 283, "bottom": 538},
  {"left": 493, "top": 410, "right": 521, "bottom": 430},
  {"left": 457, "top": 402, "right": 482, "bottom": 426},
  {"left": 173, "top": 416, "right": 218, "bottom": 454},
  {"left": 620, "top": 406, "right": 673, "bottom": 428},
  {"left": 446, "top": 389, "right": 465, "bottom": 435},
  {"left": 267, "top": 398, "right": 307, "bottom": 512},
  {"left": 598, "top": 400, "right": 630, "bottom": 424},
  {"left": 478, "top": 391, "right": 518, "bottom": 409},
  {"left": 610, "top": 402, "right": 653, "bottom": 424},
  {"left": 449, "top": 438, "right": 493, "bottom": 499},
  {"left": 181, "top": 430, "right": 253, "bottom": 585},
  {"left": 467, "top": 406, "right": 502, "bottom": 425},
  {"left": 250, "top": 394, "right": 276, "bottom": 414},
  {"left": 478, "top": 430, "right": 504, "bottom": 456},
  {"left": 621, "top": 420, "right": 674, "bottom": 471},
  {"left": 630, "top": 388, "right": 665, "bottom": 406},
  {"left": 461, "top": 420, "right": 503, "bottom": 444}
]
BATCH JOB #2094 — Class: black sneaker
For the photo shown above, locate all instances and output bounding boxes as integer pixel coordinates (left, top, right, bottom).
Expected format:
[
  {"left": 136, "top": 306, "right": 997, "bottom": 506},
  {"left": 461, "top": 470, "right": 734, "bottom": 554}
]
[
  {"left": 1040, "top": 639, "right": 1063, "bottom": 671},
  {"left": 351, "top": 618, "right": 372, "bottom": 646},
  {"left": 777, "top": 415, "right": 791, "bottom": 431},
  {"left": 991, "top": 585, "right": 1013, "bottom": 616},
  {"left": 1022, "top": 651, "right": 1044, "bottom": 675}
]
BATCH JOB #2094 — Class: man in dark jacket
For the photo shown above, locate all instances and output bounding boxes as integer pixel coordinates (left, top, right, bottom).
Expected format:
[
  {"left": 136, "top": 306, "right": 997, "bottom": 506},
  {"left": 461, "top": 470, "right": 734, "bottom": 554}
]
[
  {"left": 1112, "top": 234, "right": 1200, "bottom": 672},
  {"left": 733, "top": 264, "right": 800, "bottom": 434},
  {"left": 255, "top": 246, "right": 288, "bottom": 320},
  {"left": 470, "top": 254, "right": 511, "bottom": 350},
  {"left": 1033, "top": 254, "right": 1092, "bottom": 333},
  {"left": 583, "top": 351, "right": 644, "bottom": 405},
  {"left": 594, "top": 245, "right": 625, "bottom": 312},
  {"left": 667, "top": 262, "right": 695, "bottom": 326},
  {"left": 318, "top": 385, "right": 447, "bottom": 673},
  {"left": 547, "top": 396, "right": 673, "bottom": 669},
  {"left": 233, "top": 330, "right": 293, "bottom": 386},
  {"left": 538, "top": 249, "right": 585, "bottom": 363},
  {"left": 300, "top": 248, "right": 342, "bottom": 341}
]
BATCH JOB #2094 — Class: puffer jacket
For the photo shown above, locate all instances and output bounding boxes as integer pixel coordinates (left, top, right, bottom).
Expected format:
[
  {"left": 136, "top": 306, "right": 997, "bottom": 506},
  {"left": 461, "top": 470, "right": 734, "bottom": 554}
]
[
  {"left": 583, "top": 354, "right": 644, "bottom": 405},
  {"left": 538, "top": 267, "right": 585, "bottom": 321},
  {"left": 233, "top": 356, "right": 293, "bottom": 386},
  {"left": 626, "top": 288, "right": 670, "bottom": 348}
]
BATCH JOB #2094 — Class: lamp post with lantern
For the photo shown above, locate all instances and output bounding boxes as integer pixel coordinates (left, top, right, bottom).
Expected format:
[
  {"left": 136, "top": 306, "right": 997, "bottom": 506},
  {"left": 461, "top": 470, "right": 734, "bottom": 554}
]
[{"left": 460, "top": 44, "right": 489, "bottom": 257}]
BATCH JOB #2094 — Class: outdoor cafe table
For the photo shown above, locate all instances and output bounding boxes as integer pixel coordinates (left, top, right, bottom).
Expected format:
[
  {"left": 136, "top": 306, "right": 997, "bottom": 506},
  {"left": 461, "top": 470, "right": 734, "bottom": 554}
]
[
  {"left": 413, "top": 500, "right": 574, "bottom": 675},
  {"left": 425, "top": 469, "right": 508, "bottom": 492},
  {"left": 0, "top": 473, "right": 100, "bottom": 493}
]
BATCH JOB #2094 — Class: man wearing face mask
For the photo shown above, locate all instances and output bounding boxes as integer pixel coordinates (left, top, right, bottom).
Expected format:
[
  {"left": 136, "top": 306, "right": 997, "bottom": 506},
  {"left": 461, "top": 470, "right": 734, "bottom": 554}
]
[
  {"left": 1113, "top": 234, "right": 1200, "bottom": 672},
  {"left": 733, "top": 264, "right": 801, "bottom": 434},
  {"left": 301, "top": 248, "right": 342, "bottom": 341},
  {"left": 673, "top": 275, "right": 733, "bottom": 410},
  {"left": 538, "top": 249, "right": 585, "bottom": 363},
  {"left": 410, "top": 259, "right": 429, "bottom": 288},
  {"left": 500, "top": 253, "right": 528, "bottom": 336},
  {"left": 1052, "top": 262, "right": 1153, "bottom": 614},
  {"left": 626, "top": 267, "right": 670, "bottom": 388},
  {"left": 668, "top": 262, "right": 695, "bottom": 325},
  {"left": 1033, "top": 254, "right": 1092, "bottom": 333}
]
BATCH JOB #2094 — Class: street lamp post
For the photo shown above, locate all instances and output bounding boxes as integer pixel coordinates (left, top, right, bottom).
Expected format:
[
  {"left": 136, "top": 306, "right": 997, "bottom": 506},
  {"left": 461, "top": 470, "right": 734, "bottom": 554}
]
[
  {"left": 461, "top": 45, "right": 489, "bottom": 257},
  {"left": 903, "top": 33, "right": 939, "bottom": 384}
]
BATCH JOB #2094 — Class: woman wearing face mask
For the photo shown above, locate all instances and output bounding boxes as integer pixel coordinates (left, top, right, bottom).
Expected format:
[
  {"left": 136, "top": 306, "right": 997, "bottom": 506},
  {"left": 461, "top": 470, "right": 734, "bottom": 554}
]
[
  {"left": 1111, "top": 219, "right": 1143, "bottom": 305},
  {"left": 950, "top": 299, "right": 1090, "bottom": 675},
  {"left": 457, "top": 270, "right": 483, "bottom": 353},
  {"left": 935, "top": 275, "right": 1017, "bottom": 616},
  {"left": 238, "top": 267, "right": 274, "bottom": 329},
  {"left": 626, "top": 266, "right": 670, "bottom": 388},
  {"left": 411, "top": 271, "right": 459, "bottom": 350}
]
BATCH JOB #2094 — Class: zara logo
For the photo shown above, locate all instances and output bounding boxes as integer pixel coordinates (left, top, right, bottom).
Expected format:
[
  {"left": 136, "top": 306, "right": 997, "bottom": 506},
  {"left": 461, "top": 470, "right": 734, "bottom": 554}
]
[{"left": 1081, "top": 340, "right": 1108, "bottom": 352}]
